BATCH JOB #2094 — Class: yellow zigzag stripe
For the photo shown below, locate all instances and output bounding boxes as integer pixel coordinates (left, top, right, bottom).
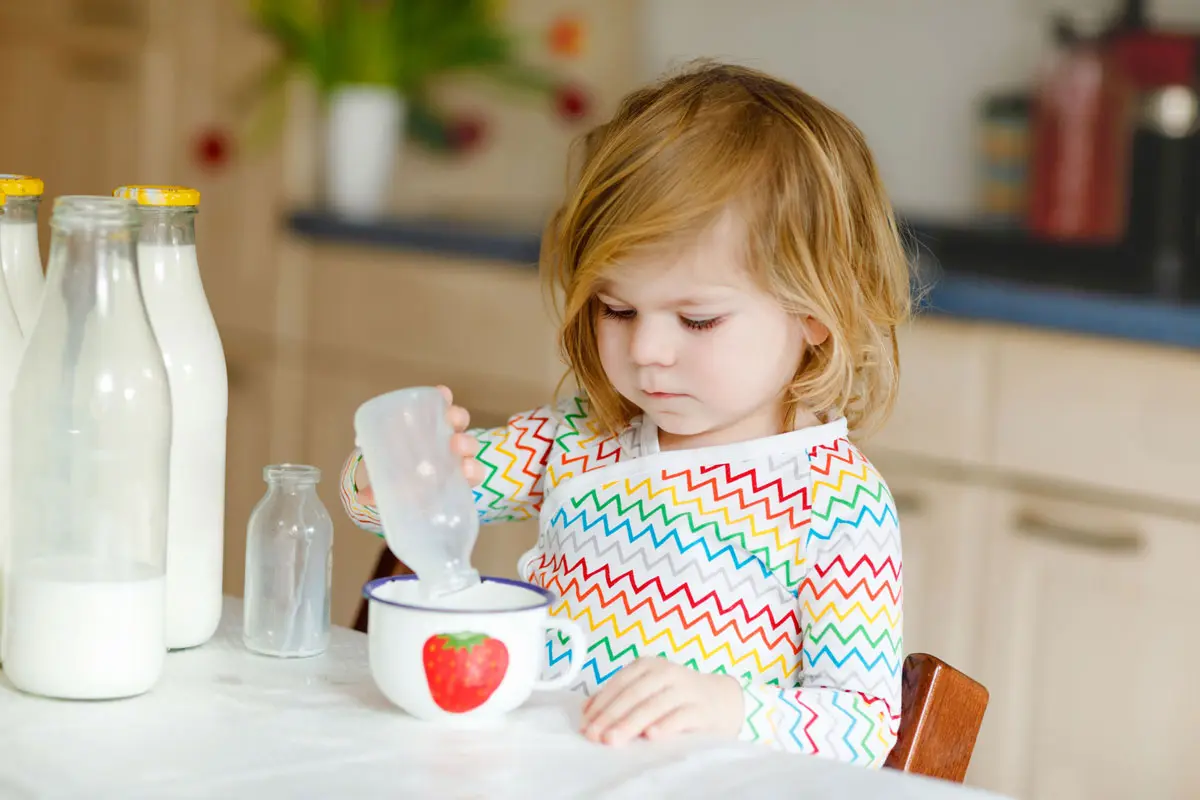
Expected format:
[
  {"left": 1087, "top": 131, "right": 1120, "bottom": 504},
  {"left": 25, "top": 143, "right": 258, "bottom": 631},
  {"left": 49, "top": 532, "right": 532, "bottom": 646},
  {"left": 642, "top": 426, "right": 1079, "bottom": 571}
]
[
  {"left": 610, "top": 476, "right": 804, "bottom": 555},
  {"left": 805, "top": 600, "right": 901, "bottom": 628},
  {"left": 557, "top": 598, "right": 801, "bottom": 680},
  {"left": 489, "top": 434, "right": 532, "bottom": 501},
  {"left": 811, "top": 461, "right": 871, "bottom": 502}
]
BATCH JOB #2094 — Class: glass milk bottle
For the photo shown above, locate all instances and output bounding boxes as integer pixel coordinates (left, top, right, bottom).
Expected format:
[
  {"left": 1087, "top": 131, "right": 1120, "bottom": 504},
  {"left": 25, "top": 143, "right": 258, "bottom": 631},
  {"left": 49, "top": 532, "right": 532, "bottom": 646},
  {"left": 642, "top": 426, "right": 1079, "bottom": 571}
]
[
  {"left": 114, "top": 184, "right": 227, "bottom": 650},
  {"left": 0, "top": 189, "right": 27, "bottom": 656},
  {"left": 2, "top": 196, "right": 171, "bottom": 700},
  {"left": 244, "top": 465, "right": 333, "bottom": 658},
  {"left": 0, "top": 174, "right": 45, "bottom": 336}
]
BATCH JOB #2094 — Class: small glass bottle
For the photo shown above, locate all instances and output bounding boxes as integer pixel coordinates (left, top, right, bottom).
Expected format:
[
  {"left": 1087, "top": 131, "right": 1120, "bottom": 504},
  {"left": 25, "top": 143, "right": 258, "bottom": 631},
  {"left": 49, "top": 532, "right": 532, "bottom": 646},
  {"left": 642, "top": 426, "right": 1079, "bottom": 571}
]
[
  {"left": 243, "top": 464, "right": 333, "bottom": 658},
  {"left": 3, "top": 195, "right": 171, "bottom": 700}
]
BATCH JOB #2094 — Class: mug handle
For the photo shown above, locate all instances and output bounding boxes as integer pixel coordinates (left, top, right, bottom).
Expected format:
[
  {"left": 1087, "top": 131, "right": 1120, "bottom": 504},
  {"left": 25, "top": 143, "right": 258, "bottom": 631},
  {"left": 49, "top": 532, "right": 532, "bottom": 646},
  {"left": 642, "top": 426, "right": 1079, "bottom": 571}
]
[{"left": 532, "top": 617, "right": 587, "bottom": 691}]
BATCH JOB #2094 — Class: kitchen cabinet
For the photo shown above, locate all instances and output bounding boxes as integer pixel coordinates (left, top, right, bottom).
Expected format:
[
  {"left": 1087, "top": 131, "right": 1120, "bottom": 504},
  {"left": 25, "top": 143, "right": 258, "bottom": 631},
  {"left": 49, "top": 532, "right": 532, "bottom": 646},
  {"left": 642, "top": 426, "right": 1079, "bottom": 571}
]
[
  {"left": 969, "top": 489, "right": 1200, "bottom": 800},
  {"left": 863, "top": 320, "right": 1200, "bottom": 798}
]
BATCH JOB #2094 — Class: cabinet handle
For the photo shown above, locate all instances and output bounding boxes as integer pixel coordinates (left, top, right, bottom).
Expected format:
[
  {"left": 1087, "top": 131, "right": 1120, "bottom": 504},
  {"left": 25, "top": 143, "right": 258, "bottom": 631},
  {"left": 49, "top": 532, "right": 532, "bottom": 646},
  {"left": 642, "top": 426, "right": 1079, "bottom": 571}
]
[
  {"left": 1013, "top": 510, "right": 1144, "bottom": 556},
  {"left": 890, "top": 490, "right": 925, "bottom": 515}
]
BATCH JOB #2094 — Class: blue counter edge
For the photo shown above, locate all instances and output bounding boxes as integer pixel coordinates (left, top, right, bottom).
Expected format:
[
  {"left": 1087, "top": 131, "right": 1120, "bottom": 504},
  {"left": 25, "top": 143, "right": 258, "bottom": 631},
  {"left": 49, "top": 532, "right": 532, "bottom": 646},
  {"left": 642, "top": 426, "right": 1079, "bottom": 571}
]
[
  {"left": 287, "top": 211, "right": 1200, "bottom": 351},
  {"left": 921, "top": 274, "right": 1200, "bottom": 350}
]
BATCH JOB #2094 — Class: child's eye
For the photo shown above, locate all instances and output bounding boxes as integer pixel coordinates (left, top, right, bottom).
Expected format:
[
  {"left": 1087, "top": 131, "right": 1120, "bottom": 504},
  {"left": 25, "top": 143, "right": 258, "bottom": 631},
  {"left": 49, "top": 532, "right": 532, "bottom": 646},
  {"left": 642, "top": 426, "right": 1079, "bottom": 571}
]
[
  {"left": 601, "top": 304, "right": 636, "bottom": 321},
  {"left": 681, "top": 316, "right": 722, "bottom": 331}
]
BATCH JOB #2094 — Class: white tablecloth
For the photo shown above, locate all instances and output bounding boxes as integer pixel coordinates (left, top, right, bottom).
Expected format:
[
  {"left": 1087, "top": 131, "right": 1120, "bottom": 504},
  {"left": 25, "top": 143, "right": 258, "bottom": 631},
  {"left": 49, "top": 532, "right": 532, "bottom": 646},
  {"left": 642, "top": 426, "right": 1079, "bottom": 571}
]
[{"left": 0, "top": 598, "right": 1011, "bottom": 799}]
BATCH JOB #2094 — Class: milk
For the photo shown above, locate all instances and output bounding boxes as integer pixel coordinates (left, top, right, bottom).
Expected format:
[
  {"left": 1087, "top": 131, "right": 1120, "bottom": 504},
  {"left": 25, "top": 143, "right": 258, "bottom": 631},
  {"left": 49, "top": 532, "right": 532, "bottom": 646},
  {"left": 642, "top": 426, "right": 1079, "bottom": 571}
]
[
  {"left": 137, "top": 241, "right": 227, "bottom": 650},
  {"left": 0, "top": 234, "right": 26, "bottom": 655},
  {"left": 2, "top": 559, "right": 165, "bottom": 699},
  {"left": 0, "top": 220, "right": 44, "bottom": 337}
]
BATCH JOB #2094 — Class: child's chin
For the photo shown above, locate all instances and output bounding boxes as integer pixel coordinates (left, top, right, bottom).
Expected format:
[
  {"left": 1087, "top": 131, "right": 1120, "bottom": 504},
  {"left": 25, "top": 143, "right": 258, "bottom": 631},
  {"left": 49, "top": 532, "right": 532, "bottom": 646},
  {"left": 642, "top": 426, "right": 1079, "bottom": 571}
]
[{"left": 648, "top": 412, "right": 712, "bottom": 438}]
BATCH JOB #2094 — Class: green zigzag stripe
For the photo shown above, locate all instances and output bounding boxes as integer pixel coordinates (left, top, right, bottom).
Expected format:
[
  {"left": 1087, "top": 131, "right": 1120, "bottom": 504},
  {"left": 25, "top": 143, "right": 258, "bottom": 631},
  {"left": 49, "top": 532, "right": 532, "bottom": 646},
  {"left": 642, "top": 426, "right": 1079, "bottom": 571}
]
[
  {"left": 806, "top": 622, "right": 901, "bottom": 654},
  {"left": 473, "top": 438, "right": 512, "bottom": 511},
  {"left": 810, "top": 479, "right": 888, "bottom": 522},
  {"left": 554, "top": 394, "right": 591, "bottom": 452}
]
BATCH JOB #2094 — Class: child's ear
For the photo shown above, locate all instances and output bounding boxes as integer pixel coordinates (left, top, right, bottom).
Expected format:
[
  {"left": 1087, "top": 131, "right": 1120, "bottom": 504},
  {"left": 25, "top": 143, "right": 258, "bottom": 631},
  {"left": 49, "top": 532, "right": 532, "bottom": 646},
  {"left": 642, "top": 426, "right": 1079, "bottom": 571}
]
[{"left": 803, "top": 316, "right": 830, "bottom": 346}]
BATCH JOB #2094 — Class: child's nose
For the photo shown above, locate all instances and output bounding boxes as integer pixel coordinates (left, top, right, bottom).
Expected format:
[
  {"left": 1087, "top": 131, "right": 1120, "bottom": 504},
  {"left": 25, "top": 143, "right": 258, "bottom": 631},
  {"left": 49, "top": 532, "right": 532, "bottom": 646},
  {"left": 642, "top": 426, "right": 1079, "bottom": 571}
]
[{"left": 629, "top": 318, "right": 676, "bottom": 367}]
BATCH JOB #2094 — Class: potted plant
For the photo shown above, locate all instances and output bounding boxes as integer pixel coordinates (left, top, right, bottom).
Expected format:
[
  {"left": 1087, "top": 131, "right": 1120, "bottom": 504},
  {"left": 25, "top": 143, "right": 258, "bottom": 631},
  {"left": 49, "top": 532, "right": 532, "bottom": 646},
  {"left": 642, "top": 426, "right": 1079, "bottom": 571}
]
[{"left": 246, "top": 0, "right": 557, "bottom": 220}]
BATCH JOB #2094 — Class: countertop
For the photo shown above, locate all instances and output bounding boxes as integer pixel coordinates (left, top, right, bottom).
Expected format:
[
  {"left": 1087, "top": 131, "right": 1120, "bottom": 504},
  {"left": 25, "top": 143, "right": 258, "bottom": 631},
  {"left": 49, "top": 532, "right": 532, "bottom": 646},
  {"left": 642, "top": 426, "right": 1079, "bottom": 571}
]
[
  {"left": 0, "top": 597, "right": 1010, "bottom": 799},
  {"left": 287, "top": 210, "right": 1200, "bottom": 350}
]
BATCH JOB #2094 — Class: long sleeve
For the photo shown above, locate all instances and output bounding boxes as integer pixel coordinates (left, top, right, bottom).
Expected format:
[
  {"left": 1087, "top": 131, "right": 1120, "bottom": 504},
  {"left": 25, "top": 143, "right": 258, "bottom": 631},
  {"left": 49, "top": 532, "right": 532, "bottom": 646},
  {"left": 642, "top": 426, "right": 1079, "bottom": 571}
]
[
  {"left": 339, "top": 449, "right": 382, "bottom": 535},
  {"left": 470, "top": 404, "right": 558, "bottom": 524},
  {"left": 738, "top": 441, "right": 903, "bottom": 767},
  {"left": 338, "top": 403, "right": 560, "bottom": 535}
]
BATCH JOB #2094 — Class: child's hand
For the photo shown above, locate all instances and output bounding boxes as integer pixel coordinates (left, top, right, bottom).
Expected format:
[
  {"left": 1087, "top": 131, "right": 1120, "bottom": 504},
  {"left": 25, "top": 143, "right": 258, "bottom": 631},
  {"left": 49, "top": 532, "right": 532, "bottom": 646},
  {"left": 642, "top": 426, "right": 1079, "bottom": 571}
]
[
  {"left": 353, "top": 385, "right": 483, "bottom": 506},
  {"left": 579, "top": 657, "right": 744, "bottom": 746}
]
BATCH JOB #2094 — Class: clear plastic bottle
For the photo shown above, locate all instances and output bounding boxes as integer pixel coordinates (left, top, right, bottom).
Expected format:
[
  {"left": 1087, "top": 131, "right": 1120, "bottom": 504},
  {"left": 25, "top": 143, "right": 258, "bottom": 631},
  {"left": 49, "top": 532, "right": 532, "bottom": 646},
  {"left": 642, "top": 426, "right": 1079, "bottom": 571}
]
[
  {"left": 243, "top": 464, "right": 333, "bottom": 658},
  {"left": 114, "top": 184, "right": 228, "bottom": 651},
  {"left": 0, "top": 174, "right": 45, "bottom": 336},
  {"left": 0, "top": 188, "right": 26, "bottom": 656},
  {"left": 2, "top": 196, "right": 171, "bottom": 700}
]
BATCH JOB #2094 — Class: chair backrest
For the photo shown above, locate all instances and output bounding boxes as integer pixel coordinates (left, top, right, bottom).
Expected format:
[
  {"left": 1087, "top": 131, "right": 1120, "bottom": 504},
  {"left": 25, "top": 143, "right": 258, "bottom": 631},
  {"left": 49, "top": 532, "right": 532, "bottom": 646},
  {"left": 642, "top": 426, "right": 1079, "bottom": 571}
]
[{"left": 884, "top": 653, "right": 989, "bottom": 783}]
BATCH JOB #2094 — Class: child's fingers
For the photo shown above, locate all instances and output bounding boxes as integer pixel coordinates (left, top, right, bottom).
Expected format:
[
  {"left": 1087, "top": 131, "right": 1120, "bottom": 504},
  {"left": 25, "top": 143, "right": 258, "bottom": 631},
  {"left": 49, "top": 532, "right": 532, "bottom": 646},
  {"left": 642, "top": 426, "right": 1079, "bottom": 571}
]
[
  {"left": 450, "top": 432, "right": 478, "bottom": 457},
  {"left": 446, "top": 404, "right": 471, "bottom": 433},
  {"left": 462, "top": 458, "right": 486, "bottom": 487},
  {"left": 435, "top": 384, "right": 454, "bottom": 405},
  {"left": 358, "top": 484, "right": 376, "bottom": 506}
]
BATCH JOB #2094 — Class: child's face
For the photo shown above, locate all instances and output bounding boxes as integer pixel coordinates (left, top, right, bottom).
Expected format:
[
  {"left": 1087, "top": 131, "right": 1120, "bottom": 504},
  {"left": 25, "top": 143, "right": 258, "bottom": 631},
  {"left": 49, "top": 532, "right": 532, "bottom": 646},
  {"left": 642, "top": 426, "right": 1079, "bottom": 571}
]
[{"left": 595, "top": 212, "right": 810, "bottom": 447}]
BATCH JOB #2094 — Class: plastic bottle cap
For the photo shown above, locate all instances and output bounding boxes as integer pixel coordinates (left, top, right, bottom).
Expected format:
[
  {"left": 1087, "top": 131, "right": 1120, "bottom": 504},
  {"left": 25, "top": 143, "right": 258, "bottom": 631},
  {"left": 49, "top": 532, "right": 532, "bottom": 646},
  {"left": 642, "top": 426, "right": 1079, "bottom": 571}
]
[
  {"left": 0, "top": 175, "right": 44, "bottom": 197},
  {"left": 112, "top": 184, "right": 201, "bottom": 207}
]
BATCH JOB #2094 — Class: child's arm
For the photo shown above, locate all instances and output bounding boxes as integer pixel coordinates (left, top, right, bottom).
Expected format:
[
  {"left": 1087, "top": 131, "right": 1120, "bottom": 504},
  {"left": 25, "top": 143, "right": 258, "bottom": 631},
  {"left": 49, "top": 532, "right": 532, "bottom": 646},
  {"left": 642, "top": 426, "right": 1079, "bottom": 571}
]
[
  {"left": 338, "top": 403, "right": 560, "bottom": 535},
  {"left": 739, "top": 454, "right": 903, "bottom": 767}
]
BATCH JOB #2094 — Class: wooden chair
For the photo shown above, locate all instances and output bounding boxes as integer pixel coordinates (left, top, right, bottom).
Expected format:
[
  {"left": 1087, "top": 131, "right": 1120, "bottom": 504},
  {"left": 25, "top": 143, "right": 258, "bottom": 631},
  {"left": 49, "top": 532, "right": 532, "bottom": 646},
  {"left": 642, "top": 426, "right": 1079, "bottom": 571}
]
[
  {"left": 357, "top": 548, "right": 988, "bottom": 783},
  {"left": 884, "top": 653, "right": 989, "bottom": 783}
]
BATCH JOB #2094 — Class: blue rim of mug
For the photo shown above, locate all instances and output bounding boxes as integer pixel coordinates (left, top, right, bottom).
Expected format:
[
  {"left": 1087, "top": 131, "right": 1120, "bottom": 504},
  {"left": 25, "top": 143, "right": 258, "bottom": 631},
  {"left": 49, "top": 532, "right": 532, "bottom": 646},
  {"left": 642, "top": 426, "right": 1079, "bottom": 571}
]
[{"left": 362, "top": 574, "right": 555, "bottom": 614}]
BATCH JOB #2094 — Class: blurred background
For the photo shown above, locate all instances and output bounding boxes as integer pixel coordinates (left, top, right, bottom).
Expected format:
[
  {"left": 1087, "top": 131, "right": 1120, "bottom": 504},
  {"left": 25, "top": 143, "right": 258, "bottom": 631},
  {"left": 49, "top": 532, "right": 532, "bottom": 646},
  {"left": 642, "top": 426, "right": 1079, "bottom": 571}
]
[{"left": 3, "top": 1, "right": 1200, "bottom": 797}]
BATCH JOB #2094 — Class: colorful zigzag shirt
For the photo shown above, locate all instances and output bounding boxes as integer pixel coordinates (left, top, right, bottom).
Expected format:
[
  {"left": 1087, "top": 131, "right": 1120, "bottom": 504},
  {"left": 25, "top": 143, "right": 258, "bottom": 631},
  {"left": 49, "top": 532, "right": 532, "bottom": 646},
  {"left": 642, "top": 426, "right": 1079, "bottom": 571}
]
[{"left": 341, "top": 393, "right": 902, "bottom": 766}]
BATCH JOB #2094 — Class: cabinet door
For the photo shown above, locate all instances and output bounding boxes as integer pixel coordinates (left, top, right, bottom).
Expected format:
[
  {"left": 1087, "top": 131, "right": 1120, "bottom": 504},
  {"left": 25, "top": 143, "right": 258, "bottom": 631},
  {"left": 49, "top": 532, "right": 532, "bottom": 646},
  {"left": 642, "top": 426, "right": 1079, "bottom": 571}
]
[
  {"left": 880, "top": 469, "right": 989, "bottom": 677},
  {"left": 971, "top": 490, "right": 1200, "bottom": 800}
]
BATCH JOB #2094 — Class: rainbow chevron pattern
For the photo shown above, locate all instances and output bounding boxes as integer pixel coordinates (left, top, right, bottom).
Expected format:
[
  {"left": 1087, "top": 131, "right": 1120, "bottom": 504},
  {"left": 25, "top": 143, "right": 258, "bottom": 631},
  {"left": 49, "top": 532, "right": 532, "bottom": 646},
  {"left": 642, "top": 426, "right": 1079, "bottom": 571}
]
[{"left": 340, "top": 394, "right": 902, "bottom": 766}]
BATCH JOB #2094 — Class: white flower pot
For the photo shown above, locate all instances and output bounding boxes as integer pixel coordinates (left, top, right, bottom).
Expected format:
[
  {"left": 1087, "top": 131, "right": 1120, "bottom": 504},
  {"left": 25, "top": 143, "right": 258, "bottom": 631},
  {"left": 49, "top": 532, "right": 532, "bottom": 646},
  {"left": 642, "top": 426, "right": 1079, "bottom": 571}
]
[{"left": 325, "top": 86, "right": 405, "bottom": 220}]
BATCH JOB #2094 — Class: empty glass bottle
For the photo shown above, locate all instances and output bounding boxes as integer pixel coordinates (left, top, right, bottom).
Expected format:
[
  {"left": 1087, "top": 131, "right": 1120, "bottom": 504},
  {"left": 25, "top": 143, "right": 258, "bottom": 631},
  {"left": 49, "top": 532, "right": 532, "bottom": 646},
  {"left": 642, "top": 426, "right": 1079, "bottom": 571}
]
[{"left": 243, "top": 464, "right": 333, "bottom": 658}]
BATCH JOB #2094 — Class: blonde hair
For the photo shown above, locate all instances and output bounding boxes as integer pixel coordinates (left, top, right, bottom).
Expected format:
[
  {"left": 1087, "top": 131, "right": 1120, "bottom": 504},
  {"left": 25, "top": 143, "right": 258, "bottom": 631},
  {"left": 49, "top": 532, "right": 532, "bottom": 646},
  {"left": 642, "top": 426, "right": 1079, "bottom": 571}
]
[{"left": 541, "top": 61, "right": 912, "bottom": 438}]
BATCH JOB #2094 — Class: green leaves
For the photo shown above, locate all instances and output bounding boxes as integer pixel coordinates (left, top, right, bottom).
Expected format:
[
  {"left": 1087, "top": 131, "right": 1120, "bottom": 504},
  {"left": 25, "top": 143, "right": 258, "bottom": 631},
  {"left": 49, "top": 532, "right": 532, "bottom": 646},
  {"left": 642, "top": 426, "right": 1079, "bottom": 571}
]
[
  {"left": 246, "top": 0, "right": 553, "bottom": 96},
  {"left": 243, "top": 0, "right": 559, "bottom": 150}
]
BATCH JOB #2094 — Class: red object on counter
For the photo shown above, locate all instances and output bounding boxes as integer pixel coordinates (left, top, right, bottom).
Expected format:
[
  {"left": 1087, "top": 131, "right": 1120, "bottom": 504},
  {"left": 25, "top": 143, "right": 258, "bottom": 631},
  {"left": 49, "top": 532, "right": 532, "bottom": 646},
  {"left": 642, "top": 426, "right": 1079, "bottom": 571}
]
[{"left": 1026, "top": 38, "right": 1136, "bottom": 243}]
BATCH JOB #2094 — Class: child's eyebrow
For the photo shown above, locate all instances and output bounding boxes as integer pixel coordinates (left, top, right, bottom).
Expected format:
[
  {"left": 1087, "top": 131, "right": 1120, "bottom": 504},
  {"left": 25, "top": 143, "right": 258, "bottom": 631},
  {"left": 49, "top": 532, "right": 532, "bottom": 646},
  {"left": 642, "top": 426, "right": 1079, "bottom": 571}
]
[{"left": 596, "top": 284, "right": 737, "bottom": 307}]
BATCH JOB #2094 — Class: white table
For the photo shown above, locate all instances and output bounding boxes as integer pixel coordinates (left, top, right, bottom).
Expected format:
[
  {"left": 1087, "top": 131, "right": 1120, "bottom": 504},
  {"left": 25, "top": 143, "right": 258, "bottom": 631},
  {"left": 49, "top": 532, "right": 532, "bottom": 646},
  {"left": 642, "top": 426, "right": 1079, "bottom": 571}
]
[{"left": 0, "top": 599, "right": 1012, "bottom": 799}]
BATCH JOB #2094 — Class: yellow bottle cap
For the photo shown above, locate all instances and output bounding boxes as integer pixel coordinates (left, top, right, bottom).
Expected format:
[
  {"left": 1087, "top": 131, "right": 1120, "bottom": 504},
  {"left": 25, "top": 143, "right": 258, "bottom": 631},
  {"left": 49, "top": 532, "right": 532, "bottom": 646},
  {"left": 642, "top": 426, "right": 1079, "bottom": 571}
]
[
  {"left": 0, "top": 191, "right": 6, "bottom": 207},
  {"left": 113, "top": 184, "right": 200, "bottom": 207},
  {"left": 0, "top": 175, "right": 44, "bottom": 197}
]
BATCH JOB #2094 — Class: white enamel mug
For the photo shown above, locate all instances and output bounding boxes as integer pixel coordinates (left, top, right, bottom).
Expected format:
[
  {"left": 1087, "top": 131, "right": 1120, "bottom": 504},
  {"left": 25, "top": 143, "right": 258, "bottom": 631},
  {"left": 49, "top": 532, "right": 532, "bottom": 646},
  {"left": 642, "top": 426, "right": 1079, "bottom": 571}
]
[{"left": 363, "top": 575, "right": 587, "bottom": 722}]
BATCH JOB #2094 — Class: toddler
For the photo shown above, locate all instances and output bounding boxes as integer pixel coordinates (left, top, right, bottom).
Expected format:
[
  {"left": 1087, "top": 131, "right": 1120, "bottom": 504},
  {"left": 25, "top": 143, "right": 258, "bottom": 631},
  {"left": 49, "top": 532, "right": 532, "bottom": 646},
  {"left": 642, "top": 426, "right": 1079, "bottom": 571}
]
[{"left": 342, "top": 61, "right": 909, "bottom": 767}]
